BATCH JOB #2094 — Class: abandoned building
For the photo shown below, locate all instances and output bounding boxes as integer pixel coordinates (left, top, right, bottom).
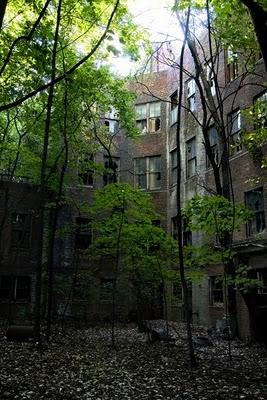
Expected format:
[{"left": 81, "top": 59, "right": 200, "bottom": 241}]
[{"left": 0, "top": 40, "right": 266, "bottom": 343}]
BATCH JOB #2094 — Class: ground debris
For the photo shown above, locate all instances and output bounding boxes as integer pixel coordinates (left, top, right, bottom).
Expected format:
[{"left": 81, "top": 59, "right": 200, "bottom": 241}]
[{"left": 0, "top": 323, "right": 266, "bottom": 400}]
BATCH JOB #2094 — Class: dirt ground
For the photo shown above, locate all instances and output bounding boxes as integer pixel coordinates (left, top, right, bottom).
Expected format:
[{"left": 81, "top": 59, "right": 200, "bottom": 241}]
[{"left": 0, "top": 322, "right": 266, "bottom": 400}]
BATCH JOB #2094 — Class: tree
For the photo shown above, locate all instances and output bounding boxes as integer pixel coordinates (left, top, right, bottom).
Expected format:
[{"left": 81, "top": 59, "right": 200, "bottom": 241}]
[
  {"left": 88, "top": 183, "right": 177, "bottom": 346},
  {"left": 0, "top": 0, "right": 146, "bottom": 340}
]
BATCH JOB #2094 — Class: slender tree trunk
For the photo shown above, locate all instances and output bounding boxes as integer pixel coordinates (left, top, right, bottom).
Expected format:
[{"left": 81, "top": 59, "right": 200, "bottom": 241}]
[
  {"left": 175, "top": 6, "right": 197, "bottom": 368},
  {"left": 34, "top": 0, "right": 62, "bottom": 342},
  {"left": 240, "top": 0, "right": 267, "bottom": 72},
  {"left": 0, "top": 0, "right": 8, "bottom": 31}
]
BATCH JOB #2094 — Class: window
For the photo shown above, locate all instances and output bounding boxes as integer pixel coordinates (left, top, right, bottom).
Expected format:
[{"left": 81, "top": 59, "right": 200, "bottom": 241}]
[
  {"left": 135, "top": 102, "right": 161, "bottom": 134},
  {"left": 206, "top": 61, "right": 216, "bottom": 96},
  {"left": 170, "top": 90, "right": 178, "bottom": 125},
  {"left": 254, "top": 91, "right": 267, "bottom": 129},
  {"left": 103, "top": 156, "right": 120, "bottom": 186},
  {"left": 11, "top": 213, "right": 31, "bottom": 248},
  {"left": 228, "top": 109, "right": 242, "bottom": 155},
  {"left": 209, "top": 276, "right": 223, "bottom": 306},
  {"left": 104, "top": 107, "right": 119, "bottom": 134},
  {"left": 171, "top": 216, "right": 178, "bottom": 240},
  {"left": 78, "top": 155, "right": 94, "bottom": 186},
  {"left": 134, "top": 156, "right": 161, "bottom": 190},
  {"left": 75, "top": 217, "right": 92, "bottom": 250},
  {"left": 170, "top": 149, "right": 177, "bottom": 186},
  {"left": 134, "top": 158, "right": 146, "bottom": 189},
  {"left": 0, "top": 276, "right": 31, "bottom": 301},
  {"left": 226, "top": 49, "right": 238, "bottom": 82},
  {"left": 186, "top": 137, "right": 197, "bottom": 178},
  {"left": 206, "top": 126, "right": 219, "bottom": 168},
  {"left": 104, "top": 119, "right": 119, "bottom": 134},
  {"left": 257, "top": 271, "right": 267, "bottom": 294},
  {"left": 186, "top": 79, "right": 196, "bottom": 112},
  {"left": 245, "top": 188, "right": 266, "bottom": 236}
]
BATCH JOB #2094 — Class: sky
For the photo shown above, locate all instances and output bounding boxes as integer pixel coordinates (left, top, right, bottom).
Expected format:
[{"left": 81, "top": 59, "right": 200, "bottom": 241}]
[{"left": 110, "top": 0, "right": 182, "bottom": 75}]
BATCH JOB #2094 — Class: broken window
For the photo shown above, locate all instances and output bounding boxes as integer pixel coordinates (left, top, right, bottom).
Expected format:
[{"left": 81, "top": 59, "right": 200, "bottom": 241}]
[
  {"left": 186, "top": 79, "right": 196, "bottom": 112},
  {"left": 104, "top": 119, "right": 119, "bottom": 134},
  {"left": 75, "top": 217, "right": 92, "bottom": 250},
  {"left": 0, "top": 276, "right": 31, "bottom": 301},
  {"left": 186, "top": 137, "right": 197, "bottom": 178},
  {"left": 134, "top": 156, "right": 161, "bottom": 190},
  {"left": 103, "top": 156, "right": 120, "bottom": 186},
  {"left": 209, "top": 276, "right": 223, "bottom": 306},
  {"left": 78, "top": 154, "right": 94, "bottom": 186},
  {"left": 11, "top": 213, "right": 31, "bottom": 248},
  {"left": 135, "top": 102, "right": 161, "bottom": 134},
  {"left": 170, "top": 90, "right": 178, "bottom": 125},
  {"left": 170, "top": 149, "right": 177, "bottom": 186},
  {"left": 245, "top": 188, "right": 266, "bottom": 236},
  {"left": 228, "top": 109, "right": 242, "bottom": 156},
  {"left": 206, "top": 126, "right": 219, "bottom": 168}
]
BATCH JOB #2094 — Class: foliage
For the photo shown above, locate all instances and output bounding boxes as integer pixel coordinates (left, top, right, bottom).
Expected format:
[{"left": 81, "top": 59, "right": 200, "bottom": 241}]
[
  {"left": 174, "top": 0, "right": 260, "bottom": 54},
  {"left": 88, "top": 183, "right": 178, "bottom": 300},
  {"left": 183, "top": 195, "right": 252, "bottom": 240},
  {"left": 227, "top": 264, "right": 263, "bottom": 293}
]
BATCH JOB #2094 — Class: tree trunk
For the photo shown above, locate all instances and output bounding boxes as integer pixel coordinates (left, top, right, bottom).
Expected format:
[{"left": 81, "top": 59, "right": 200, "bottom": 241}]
[
  {"left": 0, "top": 0, "right": 8, "bottom": 31},
  {"left": 175, "top": 5, "right": 197, "bottom": 368},
  {"left": 240, "top": 0, "right": 267, "bottom": 72}
]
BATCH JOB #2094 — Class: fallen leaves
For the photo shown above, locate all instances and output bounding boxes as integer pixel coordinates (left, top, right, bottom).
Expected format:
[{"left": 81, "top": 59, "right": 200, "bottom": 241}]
[{"left": 0, "top": 322, "right": 266, "bottom": 400}]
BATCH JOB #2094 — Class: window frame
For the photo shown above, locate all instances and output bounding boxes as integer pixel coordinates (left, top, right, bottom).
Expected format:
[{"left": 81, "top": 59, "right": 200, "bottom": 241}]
[
  {"left": 226, "top": 49, "right": 239, "bottom": 82},
  {"left": 245, "top": 187, "right": 266, "bottom": 236},
  {"left": 209, "top": 276, "right": 224, "bottom": 307},
  {"left": 170, "top": 90, "right": 178, "bottom": 125},
  {"left": 74, "top": 217, "right": 92, "bottom": 250},
  {"left": 103, "top": 156, "right": 120, "bottom": 186},
  {"left": 134, "top": 156, "right": 162, "bottom": 190},
  {"left": 186, "top": 79, "right": 196, "bottom": 113},
  {"left": 206, "top": 125, "right": 219, "bottom": 168},
  {"left": 0, "top": 275, "right": 31, "bottom": 302},
  {"left": 170, "top": 149, "right": 177, "bottom": 186},
  {"left": 78, "top": 154, "right": 94, "bottom": 187},
  {"left": 186, "top": 137, "right": 197, "bottom": 178},
  {"left": 11, "top": 213, "right": 31, "bottom": 249},
  {"left": 228, "top": 109, "right": 242, "bottom": 156},
  {"left": 135, "top": 102, "right": 161, "bottom": 134}
]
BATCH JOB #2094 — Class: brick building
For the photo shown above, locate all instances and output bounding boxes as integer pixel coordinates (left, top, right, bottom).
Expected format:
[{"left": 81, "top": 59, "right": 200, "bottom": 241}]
[{"left": 0, "top": 41, "right": 266, "bottom": 341}]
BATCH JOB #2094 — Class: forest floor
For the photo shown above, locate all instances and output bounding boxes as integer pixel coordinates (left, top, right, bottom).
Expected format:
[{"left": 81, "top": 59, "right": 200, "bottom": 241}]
[{"left": 0, "top": 322, "right": 266, "bottom": 400}]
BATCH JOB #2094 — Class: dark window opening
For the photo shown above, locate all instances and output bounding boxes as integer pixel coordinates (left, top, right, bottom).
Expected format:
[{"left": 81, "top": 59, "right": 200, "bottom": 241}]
[
  {"left": 103, "top": 156, "right": 119, "bottom": 186},
  {"left": 0, "top": 276, "right": 31, "bottom": 301},
  {"left": 78, "top": 155, "right": 94, "bottom": 186},
  {"left": 75, "top": 217, "right": 92, "bottom": 250},
  {"left": 11, "top": 213, "right": 31, "bottom": 248},
  {"left": 209, "top": 276, "right": 223, "bottom": 306},
  {"left": 245, "top": 188, "right": 265, "bottom": 236}
]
